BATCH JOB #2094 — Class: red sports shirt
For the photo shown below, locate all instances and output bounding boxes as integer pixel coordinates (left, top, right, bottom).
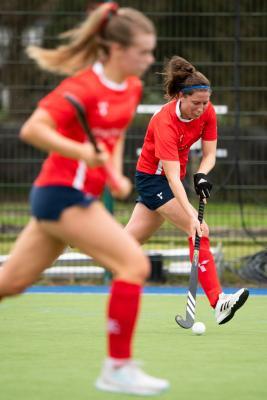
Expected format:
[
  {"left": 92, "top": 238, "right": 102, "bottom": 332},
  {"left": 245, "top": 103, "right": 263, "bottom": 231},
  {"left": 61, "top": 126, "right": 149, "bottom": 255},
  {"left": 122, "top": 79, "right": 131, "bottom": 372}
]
[
  {"left": 136, "top": 99, "right": 217, "bottom": 179},
  {"left": 34, "top": 63, "right": 142, "bottom": 195}
]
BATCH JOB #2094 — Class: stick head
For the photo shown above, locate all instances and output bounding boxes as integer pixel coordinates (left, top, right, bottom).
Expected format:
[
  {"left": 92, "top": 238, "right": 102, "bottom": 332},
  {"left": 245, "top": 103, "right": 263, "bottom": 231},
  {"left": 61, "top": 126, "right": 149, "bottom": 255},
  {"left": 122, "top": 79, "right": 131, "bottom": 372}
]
[{"left": 175, "top": 314, "right": 194, "bottom": 329}]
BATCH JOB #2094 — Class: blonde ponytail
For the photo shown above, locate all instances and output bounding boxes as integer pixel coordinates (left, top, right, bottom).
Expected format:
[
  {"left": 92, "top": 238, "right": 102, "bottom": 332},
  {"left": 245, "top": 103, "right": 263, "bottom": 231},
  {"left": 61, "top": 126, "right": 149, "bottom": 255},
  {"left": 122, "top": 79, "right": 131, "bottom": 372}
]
[{"left": 26, "top": 3, "right": 155, "bottom": 76}]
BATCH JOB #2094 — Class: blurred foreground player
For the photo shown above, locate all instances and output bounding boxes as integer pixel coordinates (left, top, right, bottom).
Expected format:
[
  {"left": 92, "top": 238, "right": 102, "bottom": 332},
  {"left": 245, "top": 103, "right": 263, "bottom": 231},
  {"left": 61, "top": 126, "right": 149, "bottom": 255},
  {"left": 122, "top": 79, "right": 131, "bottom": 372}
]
[{"left": 0, "top": 3, "right": 169, "bottom": 396}]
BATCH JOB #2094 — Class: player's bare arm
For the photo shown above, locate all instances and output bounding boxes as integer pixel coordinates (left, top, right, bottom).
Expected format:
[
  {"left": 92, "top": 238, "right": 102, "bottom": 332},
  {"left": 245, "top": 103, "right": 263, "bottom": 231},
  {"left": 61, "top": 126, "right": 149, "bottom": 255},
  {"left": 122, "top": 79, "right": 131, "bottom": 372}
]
[
  {"left": 109, "top": 133, "right": 132, "bottom": 198},
  {"left": 20, "top": 109, "right": 108, "bottom": 167},
  {"left": 197, "top": 139, "right": 217, "bottom": 174},
  {"left": 161, "top": 159, "right": 202, "bottom": 237}
]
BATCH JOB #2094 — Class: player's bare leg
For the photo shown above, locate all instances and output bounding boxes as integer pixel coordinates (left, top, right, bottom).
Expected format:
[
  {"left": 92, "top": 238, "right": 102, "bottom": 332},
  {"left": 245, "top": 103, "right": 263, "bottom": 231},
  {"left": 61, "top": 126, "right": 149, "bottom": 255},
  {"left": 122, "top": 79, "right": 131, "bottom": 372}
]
[
  {"left": 40, "top": 202, "right": 150, "bottom": 283},
  {"left": 0, "top": 219, "right": 65, "bottom": 297},
  {"left": 156, "top": 197, "right": 203, "bottom": 235},
  {"left": 157, "top": 197, "right": 249, "bottom": 320},
  {"left": 40, "top": 202, "right": 169, "bottom": 395},
  {"left": 125, "top": 203, "right": 164, "bottom": 244}
]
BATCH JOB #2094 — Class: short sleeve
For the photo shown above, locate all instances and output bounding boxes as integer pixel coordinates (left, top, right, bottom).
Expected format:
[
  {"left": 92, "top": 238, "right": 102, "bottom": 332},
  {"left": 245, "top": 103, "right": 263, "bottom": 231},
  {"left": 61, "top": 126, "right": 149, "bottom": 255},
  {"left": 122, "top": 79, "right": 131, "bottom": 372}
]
[
  {"left": 152, "top": 113, "right": 179, "bottom": 161},
  {"left": 202, "top": 103, "right": 218, "bottom": 141},
  {"left": 38, "top": 78, "right": 88, "bottom": 129}
]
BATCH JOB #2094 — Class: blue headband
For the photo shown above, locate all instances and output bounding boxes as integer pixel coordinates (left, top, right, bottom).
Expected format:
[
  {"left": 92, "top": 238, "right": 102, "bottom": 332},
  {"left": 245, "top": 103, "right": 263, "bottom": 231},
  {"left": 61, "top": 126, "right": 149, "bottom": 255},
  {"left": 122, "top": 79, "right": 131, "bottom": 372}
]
[{"left": 181, "top": 85, "right": 211, "bottom": 93}]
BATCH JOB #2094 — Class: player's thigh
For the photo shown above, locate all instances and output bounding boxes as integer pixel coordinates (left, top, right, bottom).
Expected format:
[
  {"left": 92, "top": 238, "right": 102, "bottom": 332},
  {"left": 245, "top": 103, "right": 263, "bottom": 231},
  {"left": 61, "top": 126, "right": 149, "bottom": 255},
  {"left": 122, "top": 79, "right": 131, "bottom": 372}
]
[
  {"left": 40, "top": 202, "right": 150, "bottom": 278},
  {"left": 157, "top": 198, "right": 209, "bottom": 236},
  {"left": 156, "top": 198, "right": 191, "bottom": 233},
  {"left": 125, "top": 203, "right": 164, "bottom": 244},
  {"left": 1, "top": 218, "right": 65, "bottom": 285}
]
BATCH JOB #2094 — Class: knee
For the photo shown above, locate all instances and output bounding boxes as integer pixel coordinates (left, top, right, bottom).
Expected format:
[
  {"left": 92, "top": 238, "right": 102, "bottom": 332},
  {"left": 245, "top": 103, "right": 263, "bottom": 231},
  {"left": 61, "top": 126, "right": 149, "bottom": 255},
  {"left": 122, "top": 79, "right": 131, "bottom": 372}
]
[
  {"left": 124, "top": 223, "right": 146, "bottom": 245},
  {"left": 0, "top": 275, "right": 28, "bottom": 296},
  {"left": 136, "top": 255, "right": 151, "bottom": 281},
  {"left": 9, "top": 281, "right": 27, "bottom": 295},
  {"left": 126, "top": 252, "right": 151, "bottom": 284}
]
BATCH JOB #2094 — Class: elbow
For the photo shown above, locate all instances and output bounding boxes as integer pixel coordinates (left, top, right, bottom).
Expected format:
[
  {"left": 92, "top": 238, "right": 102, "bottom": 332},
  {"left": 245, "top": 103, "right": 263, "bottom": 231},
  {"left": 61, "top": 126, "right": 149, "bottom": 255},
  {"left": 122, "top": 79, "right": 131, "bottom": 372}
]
[
  {"left": 19, "top": 120, "right": 34, "bottom": 143},
  {"left": 167, "top": 176, "right": 180, "bottom": 189}
]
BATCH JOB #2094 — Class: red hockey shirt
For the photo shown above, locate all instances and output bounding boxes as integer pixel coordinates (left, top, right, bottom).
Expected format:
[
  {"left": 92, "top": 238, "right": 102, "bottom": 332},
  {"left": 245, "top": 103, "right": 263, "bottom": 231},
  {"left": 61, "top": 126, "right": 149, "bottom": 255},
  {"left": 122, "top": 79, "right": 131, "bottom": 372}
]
[
  {"left": 136, "top": 99, "right": 217, "bottom": 179},
  {"left": 34, "top": 62, "right": 142, "bottom": 195}
]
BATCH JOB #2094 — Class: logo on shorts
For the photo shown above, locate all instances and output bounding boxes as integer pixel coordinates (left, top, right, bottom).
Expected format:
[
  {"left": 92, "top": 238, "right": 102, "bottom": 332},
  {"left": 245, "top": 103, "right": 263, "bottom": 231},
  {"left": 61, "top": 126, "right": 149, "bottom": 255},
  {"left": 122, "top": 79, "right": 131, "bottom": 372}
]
[{"left": 157, "top": 192, "right": 163, "bottom": 200}]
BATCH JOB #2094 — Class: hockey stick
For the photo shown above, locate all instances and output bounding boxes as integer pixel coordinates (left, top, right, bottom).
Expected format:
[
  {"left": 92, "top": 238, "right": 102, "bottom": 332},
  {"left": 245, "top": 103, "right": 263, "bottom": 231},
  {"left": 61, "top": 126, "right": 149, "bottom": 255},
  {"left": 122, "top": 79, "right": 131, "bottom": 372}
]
[
  {"left": 175, "top": 197, "right": 205, "bottom": 329},
  {"left": 64, "top": 93, "right": 121, "bottom": 192}
]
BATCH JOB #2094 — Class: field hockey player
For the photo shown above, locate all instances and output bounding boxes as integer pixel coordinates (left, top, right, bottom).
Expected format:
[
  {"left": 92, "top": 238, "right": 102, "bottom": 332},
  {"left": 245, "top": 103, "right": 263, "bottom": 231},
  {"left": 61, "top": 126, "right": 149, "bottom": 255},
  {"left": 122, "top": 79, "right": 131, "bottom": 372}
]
[
  {"left": 125, "top": 55, "right": 249, "bottom": 325},
  {"left": 0, "top": 3, "right": 169, "bottom": 396}
]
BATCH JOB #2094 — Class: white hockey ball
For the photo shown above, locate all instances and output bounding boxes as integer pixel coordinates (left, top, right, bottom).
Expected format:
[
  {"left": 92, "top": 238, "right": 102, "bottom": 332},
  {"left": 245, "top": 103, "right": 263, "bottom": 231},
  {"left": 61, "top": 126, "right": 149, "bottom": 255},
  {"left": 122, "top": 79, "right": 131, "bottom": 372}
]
[{"left": 192, "top": 322, "right": 206, "bottom": 335}]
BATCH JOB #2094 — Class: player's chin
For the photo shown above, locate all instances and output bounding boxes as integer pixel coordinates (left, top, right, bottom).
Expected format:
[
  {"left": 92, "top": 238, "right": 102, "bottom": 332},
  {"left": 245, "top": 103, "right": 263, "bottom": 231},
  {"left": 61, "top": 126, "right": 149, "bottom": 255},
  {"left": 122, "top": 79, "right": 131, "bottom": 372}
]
[{"left": 134, "top": 65, "right": 150, "bottom": 77}]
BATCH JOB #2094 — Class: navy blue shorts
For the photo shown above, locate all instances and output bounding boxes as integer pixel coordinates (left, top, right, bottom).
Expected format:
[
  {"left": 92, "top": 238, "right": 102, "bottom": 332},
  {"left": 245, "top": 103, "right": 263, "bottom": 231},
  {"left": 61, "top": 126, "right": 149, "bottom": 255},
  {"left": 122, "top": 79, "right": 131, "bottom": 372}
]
[
  {"left": 135, "top": 171, "right": 174, "bottom": 210},
  {"left": 30, "top": 185, "right": 96, "bottom": 221}
]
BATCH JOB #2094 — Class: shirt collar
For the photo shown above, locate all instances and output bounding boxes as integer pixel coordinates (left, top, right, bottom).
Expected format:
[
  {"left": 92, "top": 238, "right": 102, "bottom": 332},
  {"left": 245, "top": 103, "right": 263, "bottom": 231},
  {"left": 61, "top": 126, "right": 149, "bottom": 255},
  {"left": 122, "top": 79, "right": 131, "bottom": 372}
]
[
  {"left": 92, "top": 62, "right": 128, "bottom": 91},
  {"left": 176, "top": 100, "right": 193, "bottom": 122}
]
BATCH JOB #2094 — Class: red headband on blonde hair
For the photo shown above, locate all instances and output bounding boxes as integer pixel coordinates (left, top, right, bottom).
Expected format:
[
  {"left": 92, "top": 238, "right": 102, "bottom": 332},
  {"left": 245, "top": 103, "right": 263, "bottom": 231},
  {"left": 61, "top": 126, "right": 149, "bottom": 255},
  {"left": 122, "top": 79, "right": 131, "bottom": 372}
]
[
  {"left": 100, "top": 2, "right": 119, "bottom": 28},
  {"left": 86, "top": 2, "right": 119, "bottom": 34}
]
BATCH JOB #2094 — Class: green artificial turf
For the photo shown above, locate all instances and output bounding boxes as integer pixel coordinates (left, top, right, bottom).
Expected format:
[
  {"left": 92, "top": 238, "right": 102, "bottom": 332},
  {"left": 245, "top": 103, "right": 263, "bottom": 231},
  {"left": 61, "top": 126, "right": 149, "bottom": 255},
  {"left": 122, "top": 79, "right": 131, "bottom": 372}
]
[{"left": 0, "top": 293, "right": 266, "bottom": 400}]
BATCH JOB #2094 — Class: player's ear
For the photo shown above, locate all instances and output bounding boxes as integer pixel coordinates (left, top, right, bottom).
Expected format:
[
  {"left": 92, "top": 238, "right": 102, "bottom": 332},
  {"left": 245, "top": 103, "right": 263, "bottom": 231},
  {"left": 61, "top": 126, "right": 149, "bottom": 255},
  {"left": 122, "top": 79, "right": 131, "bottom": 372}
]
[
  {"left": 109, "top": 42, "right": 125, "bottom": 55},
  {"left": 179, "top": 92, "right": 187, "bottom": 103}
]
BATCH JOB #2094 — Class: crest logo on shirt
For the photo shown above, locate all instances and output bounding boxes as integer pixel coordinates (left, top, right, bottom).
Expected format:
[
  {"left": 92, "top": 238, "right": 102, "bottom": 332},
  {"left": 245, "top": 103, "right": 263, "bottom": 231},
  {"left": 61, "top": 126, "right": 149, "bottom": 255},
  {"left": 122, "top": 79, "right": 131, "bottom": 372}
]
[{"left": 98, "top": 101, "right": 109, "bottom": 116}]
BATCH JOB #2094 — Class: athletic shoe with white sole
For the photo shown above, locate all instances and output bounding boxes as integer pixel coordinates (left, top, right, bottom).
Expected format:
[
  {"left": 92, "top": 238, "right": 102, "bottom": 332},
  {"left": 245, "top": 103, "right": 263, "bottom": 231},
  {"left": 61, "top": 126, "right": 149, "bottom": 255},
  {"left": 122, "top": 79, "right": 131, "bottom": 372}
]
[
  {"left": 215, "top": 288, "right": 249, "bottom": 324},
  {"left": 95, "top": 359, "right": 170, "bottom": 396}
]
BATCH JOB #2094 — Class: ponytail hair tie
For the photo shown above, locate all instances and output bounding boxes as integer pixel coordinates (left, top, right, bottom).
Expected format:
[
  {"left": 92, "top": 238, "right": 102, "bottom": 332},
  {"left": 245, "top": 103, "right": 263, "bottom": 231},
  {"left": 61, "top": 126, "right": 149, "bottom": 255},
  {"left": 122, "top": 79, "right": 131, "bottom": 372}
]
[{"left": 102, "top": 2, "right": 119, "bottom": 26}]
